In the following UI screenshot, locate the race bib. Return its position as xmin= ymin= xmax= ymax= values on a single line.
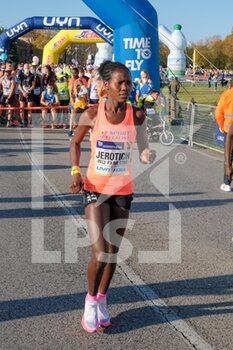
xmin=59 ymin=91 xmax=67 ymax=98
xmin=146 ymin=108 xmax=155 ymax=115
xmin=33 ymin=87 xmax=41 ymax=95
xmin=95 ymin=140 xmax=132 ymax=176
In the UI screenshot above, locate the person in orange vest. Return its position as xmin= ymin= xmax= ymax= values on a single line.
xmin=215 ymin=78 xmax=233 ymax=191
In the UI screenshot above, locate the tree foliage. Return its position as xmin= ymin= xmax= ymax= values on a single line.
xmin=186 ymin=34 xmax=233 ymax=70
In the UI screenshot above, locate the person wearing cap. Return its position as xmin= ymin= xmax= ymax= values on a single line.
xmin=215 ymin=78 xmax=233 ymax=191
xmin=0 ymin=65 xmax=15 ymax=127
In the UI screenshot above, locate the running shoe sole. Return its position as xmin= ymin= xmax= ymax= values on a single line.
xmin=81 ymin=316 xmax=98 ymax=333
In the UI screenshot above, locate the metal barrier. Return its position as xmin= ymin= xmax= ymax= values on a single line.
xmin=166 ymin=97 xmax=224 ymax=154
xmin=0 ymin=104 xmax=98 ymax=128
xmin=0 ymin=105 xmax=70 ymax=128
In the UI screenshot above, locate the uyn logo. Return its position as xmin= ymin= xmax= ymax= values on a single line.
xmin=6 ymin=22 xmax=28 ymax=38
xmin=43 ymin=17 xmax=81 ymax=28
xmin=95 ymin=24 xmax=114 ymax=43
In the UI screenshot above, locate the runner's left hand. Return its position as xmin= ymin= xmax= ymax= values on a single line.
xmin=140 ymin=148 xmax=156 ymax=164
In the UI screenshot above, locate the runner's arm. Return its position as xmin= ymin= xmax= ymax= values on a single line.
xmin=133 ymin=106 xmax=156 ymax=164
xmin=6 ymin=78 xmax=15 ymax=100
xmin=69 ymin=107 xmax=97 ymax=193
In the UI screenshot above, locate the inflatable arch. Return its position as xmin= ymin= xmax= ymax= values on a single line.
xmin=42 ymin=30 xmax=105 ymax=65
xmin=82 ymin=0 xmax=160 ymax=90
xmin=0 ymin=16 xmax=113 ymax=56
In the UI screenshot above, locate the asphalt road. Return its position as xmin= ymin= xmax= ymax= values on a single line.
xmin=0 ymin=127 xmax=232 ymax=350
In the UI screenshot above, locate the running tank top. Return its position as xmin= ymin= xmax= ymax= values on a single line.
xmin=84 ymin=102 xmax=137 ymax=195
xmin=44 ymin=90 xmax=56 ymax=104
xmin=89 ymin=80 xmax=99 ymax=101
xmin=2 ymin=76 xmax=12 ymax=96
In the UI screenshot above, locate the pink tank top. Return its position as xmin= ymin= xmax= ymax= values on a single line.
xmin=84 ymin=102 xmax=137 ymax=195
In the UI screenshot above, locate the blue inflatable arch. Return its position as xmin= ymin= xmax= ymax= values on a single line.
xmin=0 ymin=16 xmax=113 ymax=55
xmin=82 ymin=0 xmax=160 ymax=89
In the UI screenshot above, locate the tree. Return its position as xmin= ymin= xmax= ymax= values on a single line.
xmin=159 ymin=43 xmax=169 ymax=67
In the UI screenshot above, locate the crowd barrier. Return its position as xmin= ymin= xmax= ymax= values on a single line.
xmin=167 ymin=99 xmax=224 ymax=153
xmin=0 ymin=104 xmax=98 ymax=128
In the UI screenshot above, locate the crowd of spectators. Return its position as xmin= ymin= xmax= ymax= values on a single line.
xmin=0 ymin=60 xmax=109 ymax=135
xmin=0 ymin=60 xmax=167 ymax=137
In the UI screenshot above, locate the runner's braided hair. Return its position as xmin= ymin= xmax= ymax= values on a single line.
xmin=98 ymin=60 xmax=131 ymax=82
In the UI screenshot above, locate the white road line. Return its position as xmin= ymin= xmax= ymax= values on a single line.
xmin=190 ymin=146 xmax=223 ymax=162
xmin=19 ymin=130 xmax=214 ymax=350
xmin=118 ymin=262 xmax=213 ymax=350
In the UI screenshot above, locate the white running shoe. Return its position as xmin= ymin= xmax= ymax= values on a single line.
xmin=220 ymin=184 xmax=232 ymax=192
xmin=97 ymin=294 xmax=111 ymax=327
xmin=81 ymin=297 xmax=98 ymax=333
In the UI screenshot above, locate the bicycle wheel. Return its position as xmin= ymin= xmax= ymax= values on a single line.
xmin=159 ymin=131 xmax=174 ymax=146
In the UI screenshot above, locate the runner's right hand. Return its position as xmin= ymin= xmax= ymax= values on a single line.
xmin=70 ymin=173 xmax=84 ymax=193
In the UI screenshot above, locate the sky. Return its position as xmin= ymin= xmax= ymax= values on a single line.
xmin=0 ymin=0 xmax=232 ymax=43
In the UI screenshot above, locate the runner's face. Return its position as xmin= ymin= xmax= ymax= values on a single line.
xmin=106 ymin=69 xmax=132 ymax=103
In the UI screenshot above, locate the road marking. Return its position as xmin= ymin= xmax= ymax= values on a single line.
xmin=118 ymin=262 xmax=213 ymax=350
xmin=19 ymin=130 xmax=214 ymax=350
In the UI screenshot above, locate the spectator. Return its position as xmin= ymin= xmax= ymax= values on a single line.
xmin=168 ymin=77 xmax=180 ymax=119
xmin=212 ymin=72 xmax=218 ymax=92
xmin=18 ymin=63 xmax=35 ymax=127
xmin=30 ymin=64 xmax=42 ymax=106
xmin=56 ymin=72 xmax=70 ymax=128
xmin=42 ymin=65 xmax=55 ymax=90
xmin=73 ymin=78 xmax=88 ymax=111
xmin=40 ymin=82 xmax=59 ymax=129
xmin=87 ymin=69 xmax=101 ymax=105
xmin=136 ymin=70 xmax=153 ymax=105
xmin=0 ymin=66 xmax=15 ymax=127
xmin=207 ymin=70 xmax=212 ymax=88
xmin=68 ymin=67 xmax=80 ymax=137
xmin=77 ymin=66 xmax=89 ymax=86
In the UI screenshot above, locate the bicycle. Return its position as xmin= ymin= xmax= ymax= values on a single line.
xmin=146 ymin=108 xmax=174 ymax=146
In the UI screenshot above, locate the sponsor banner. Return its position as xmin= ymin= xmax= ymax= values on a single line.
xmin=43 ymin=17 xmax=81 ymax=28
xmin=74 ymin=31 xmax=100 ymax=40
xmin=216 ymin=124 xmax=225 ymax=147
xmin=53 ymin=36 xmax=66 ymax=49
xmin=94 ymin=24 xmax=114 ymax=44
